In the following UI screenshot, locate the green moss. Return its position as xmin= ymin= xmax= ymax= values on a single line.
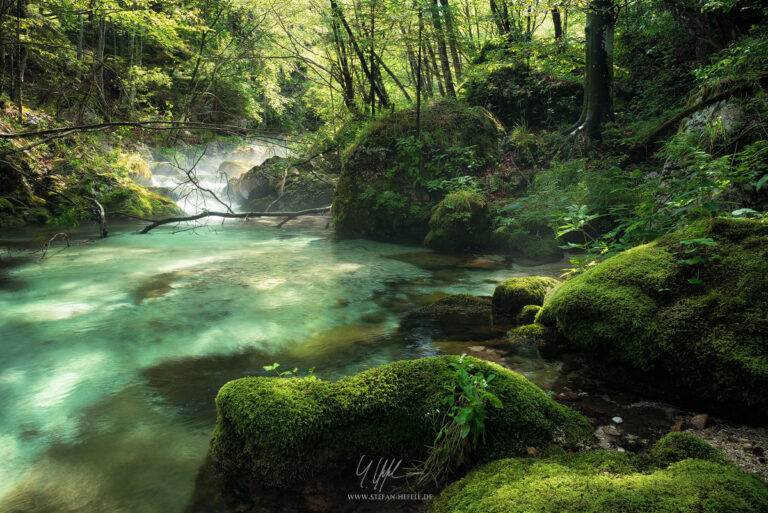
xmin=508 ymin=323 xmax=548 ymax=340
xmin=333 ymin=100 xmax=501 ymax=241
xmin=459 ymin=62 xmax=583 ymax=129
xmin=210 ymin=355 xmax=592 ymax=488
xmin=648 ymin=432 xmax=727 ymax=467
xmin=516 ymin=305 xmax=541 ymax=325
xmin=100 ymin=176 xmax=182 ymax=218
xmin=493 ymin=276 xmax=560 ymax=317
xmin=424 ymin=190 xmax=492 ymax=251
xmin=539 ymin=218 xmax=768 ymax=414
xmin=430 ymin=434 xmax=768 ymax=513
xmin=0 ymin=198 xmax=13 ymax=212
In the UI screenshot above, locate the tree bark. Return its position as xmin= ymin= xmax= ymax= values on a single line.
xmin=569 ymin=0 xmax=614 ymax=139
xmin=552 ymin=6 xmax=563 ymax=40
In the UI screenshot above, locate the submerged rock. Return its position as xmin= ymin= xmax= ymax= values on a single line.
xmin=490 ymin=227 xmax=564 ymax=263
xmin=209 ymin=356 xmax=592 ymax=491
xmin=400 ymin=294 xmax=498 ymax=338
xmin=431 ymin=433 xmax=768 ymax=513
xmin=333 ymin=100 xmax=501 ymax=241
xmin=539 ymin=218 xmax=768 ymax=418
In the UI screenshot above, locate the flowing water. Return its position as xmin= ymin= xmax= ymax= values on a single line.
xmin=0 ymin=217 xmax=568 ymax=513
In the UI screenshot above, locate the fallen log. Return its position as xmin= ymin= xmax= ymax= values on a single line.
xmin=138 ymin=206 xmax=332 ymax=234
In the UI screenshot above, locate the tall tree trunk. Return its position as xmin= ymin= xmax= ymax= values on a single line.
xmin=426 ymin=39 xmax=444 ymax=96
xmin=552 ymin=6 xmax=563 ymax=40
xmin=570 ymin=0 xmax=614 ymax=139
xmin=330 ymin=2 xmax=356 ymax=112
xmin=15 ymin=0 xmax=27 ymax=123
xmin=441 ymin=0 xmax=462 ymax=82
xmin=430 ymin=0 xmax=455 ymax=98
xmin=77 ymin=13 xmax=84 ymax=60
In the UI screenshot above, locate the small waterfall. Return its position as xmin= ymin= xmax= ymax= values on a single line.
xmin=148 ymin=142 xmax=290 ymax=214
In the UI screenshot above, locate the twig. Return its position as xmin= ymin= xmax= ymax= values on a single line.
xmin=40 ymin=233 xmax=70 ymax=260
xmin=139 ymin=206 xmax=331 ymax=234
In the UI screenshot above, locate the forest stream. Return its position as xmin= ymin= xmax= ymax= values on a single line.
xmin=0 ymin=212 xmax=575 ymax=512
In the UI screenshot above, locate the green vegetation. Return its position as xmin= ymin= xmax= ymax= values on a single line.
xmin=332 ymin=100 xmax=500 ymax=241
xmin=540 ymin=218 xmax=768 ymax=415
xmin=430 ymin=433 xmax=768 ymax=513
xmin=210 ymin=355 xmax=592 ymax=488
xmin=492 ymin=276 xmax=559 ymax=317
xmin=425 ymin=190 xmax=492 ymax=251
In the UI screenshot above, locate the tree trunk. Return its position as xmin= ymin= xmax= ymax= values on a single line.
xmin=441 ymin=0 xmax=462 ymax=82
xmin=430 ymin=0 xmax=455 ymax=98
xmin=426 ymin=40 xmax=444 ymax=96
xmin=570 ymin=0 xmax=614 ymax=139
xmin=552 ymin=7 xmax=563 ymax=40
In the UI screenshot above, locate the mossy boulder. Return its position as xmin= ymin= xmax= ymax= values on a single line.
xmin=99 ymin=176 xmax=183 ymax=218
xmin=516 ymin=304 xmax=541 ymax=325
xmin=116 ymin=152 xmax=153 ymax=185
xmin=539 ymin=218 xmax=768 ymax=416
xmin=210 ymin=356 xmax=592 ymax=489
xmin=400 ymin=294 xmax=500 ymax=338
xmin=459 ymin=62 xmax=583 ymax=129
xmin=430 ymin=433 xmax=768 ymax=513
xmin=493 ymin=276 xmax=560 ymax=317
xmin=490 ymin=227 xmax=564 ymax=263
xmin=234 ymin=156 xmax=334 ymax=211
xmin=424 ymin=190 xmax=492 ymax=251
xmin=333 ymin=100 xmax=501 ymax=241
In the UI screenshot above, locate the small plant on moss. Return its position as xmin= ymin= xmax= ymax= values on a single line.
xmin=263 ymin=362 xmax=317 ymax=380
xmin=677 ymin=237 xmax=721 ymax=284
xmin=415 ymin=354 xmax=502 ymax=487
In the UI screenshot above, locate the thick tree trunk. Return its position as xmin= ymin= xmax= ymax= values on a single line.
xmin=570 ymin=0 xmax=614 ymax=139
xmin=552 ymin=7 xmax=563 ymax=40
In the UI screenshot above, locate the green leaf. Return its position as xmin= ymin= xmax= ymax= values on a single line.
xmin=688 ymin=278 xmax=704 ymax=285
xmin=460 ymin=423 xmax=471 ymax=439
xmin=756 ymin=174 xmax=768 ymax=191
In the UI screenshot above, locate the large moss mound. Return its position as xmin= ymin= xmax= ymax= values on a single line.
xmin=430 ymin=433 xmax=768 ymax=513
xmin=210 ymin=355 xmax=592 ymax=488
xmin=333 ymin=100 xmax=501 ymax=241
xmin=539 ymin=218 xmax=768 ymax=415
xmin=459 ymin=62 xmax=582 ymax=129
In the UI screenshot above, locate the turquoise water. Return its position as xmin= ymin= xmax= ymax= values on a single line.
xmin=0 ymin=220 xmax=564 ymax=512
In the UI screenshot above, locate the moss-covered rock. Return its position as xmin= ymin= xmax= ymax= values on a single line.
xmin=424 ymin=190 xmax=492 ymax=251
xmin=493 ymin=276 xmax=560 ymax=317
xmin=217 ymin=160 xmax=252 ymax=179
xmin=400 ymin=294 xmax=498 ymax=338
xmin=116 ymin=152 xmax=152 ymax=186
xmin=210 ymin=355 xmax=592 ymax=489
xmin=516 ymin=304 xmax=541 ymax=325
xmin=430 ymin=433 xmax=768 ymax=513
xmin=490 ymin=227 xmax=564 ymax=263
xmin=459 ymin=62 xmax=583 ymax=129
xmin=99 ymin=176 xmax=183 ymax=218
xmin=333 ymin=100 xmax=501 ymax=241
xmin=234 ymin=156 xmax=334 ymax=211
xmin=539 ymin=218 xmax=768 ymax=416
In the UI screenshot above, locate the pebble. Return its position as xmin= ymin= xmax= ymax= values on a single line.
xmin=691 ymin=413 xmax=709 ymax=430
xmin=612 ymin=416 xmax=623 ymax=424
xmin=468 ymin=345 xmax=485 ymax=352
xmin=603 ymin=426 xmax=621 ymax=436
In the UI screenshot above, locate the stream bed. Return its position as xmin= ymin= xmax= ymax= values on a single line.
xmin=0 ymin=219 xmax=568 ymax=512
